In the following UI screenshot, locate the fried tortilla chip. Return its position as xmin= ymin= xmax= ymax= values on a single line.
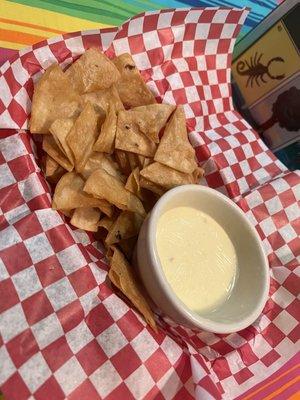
xmin=154 ymin=106 xmax=198 ymax=174
xmin=118 ymin=237 xmax=137 ymax=260
xmin=60 ymin=209 xmax=73 ymax=218
xmin=113 ymin=53 xmax=156 ymax=108
xmin=30 ymin=64 xmax=81 ymax=134
xmin=139 ymin=176 xmax=166 ymax=196
xmin=93 ymin=104 xmax=117 ymax=153
xmin=108 ymin=247 xmax=157 ymax=331
xmin=81 ymin=85 xmax=124 ymax=113
xmin=125 ymin=167 xmax=145 ymax=200
xmin=105 ymin=211 xmax=143 ymax=246
xmin=81 ymin=151 xmax=124 ymax=182
xmin=66 ymin=102 xmax=100 ymax=172
xmin=140 ymin=162 xmax=195 ymax=189
xmin=83 ymin=168 xmax=145 ymax=216
xmin=66 ymin=48 xmax=120 ymax=93
xmin=44 ymin=155 xmax=66 ymax=184
xmin=43 ymin=135 xmax=73 ymax=171
xmin=70 ymin=207 xmax=101 ymax=232
xmin=50 ymin=118 xmax=74 ymax=164
xmin=114 ymin=150 xmax=132 ymax=176
xmin=116 ymin=110 xmax=157 ymax=157
xmin=52 ymin=171 xmax=112 ymax=211
xmin=130 ymin=104 xmax=175 ymax=143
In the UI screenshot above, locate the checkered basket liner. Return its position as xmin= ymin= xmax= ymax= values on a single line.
xmin=0 ymin=7 xmax=299 ymax=400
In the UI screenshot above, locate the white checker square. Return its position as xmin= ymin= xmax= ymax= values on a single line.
xmin=221 ymin=23 xmax=236 ymax=39
xmin=12 ymin=265 xmax=42 ymax=301
xmin=279 ymin=224 xmax=297 ymax=242
xmin=285 ymin=203 xmax=300 ymax=221
xmin=273 ymin=310 xmax=298 ymax=335
xmin=79 ymin=287 xmax=101 ymax=316
xmin=0 ymin=258 xmax=9 ymax=280
xmin=203 ymin=85 xmax=213 ymax=100
xmin=205 ymin=39 xmax=219 ymax=55
xmin=275 ymin=337 xmax=295 ymax=357
xmin=207 ymin=70 xmax=218 ymax=85
xmin=65 ymin=37 xmax=85 ymax=57
xmin=271 ymin=178 xmax=290 ymax=194
xmin=206 ymin=129 xmax=221 ymax=141
xmin=66 ymin=321 xmax=93 ymax=354
xmin=19 ymin=353 xmax=51 ymax=392
xmin=253 ymin=168 xmax=269 ymax=182
xmin=0 ymin=164 xmax=16 ymax=189
xmin=113 ymin=38 xmax=131 ymax=57
xmin=237 ymin=177 xmax=249 ymax=194
xmin=32 ymin=313 xmax=64 ymax=349
xmin=103 ymin=293 xmax=129 ymax=321
xmin=55 ymin=356 xmax=86 ymax=395
xmin=182 ymin=40 xmax=194 ymax=57
xmin=57 ymin=245 xmax=86 ymax=275
xmin=190 ymin=355 xmax=207 ymax=382
xmin=1 ymin=133 xmax=27 ymax=161
xmin=219 ymin=83 xmax=229 ymax=98
xmin=128 ymin=17 xmax=144 ymax=36
xmin=126 ymin=365 xmax=155 ymax=399
xmin=256 ymin=152 xmax=272 ymax=167
xmin=161 ymin=336 xmax=182 ymax=365
xmin=252 ymin=335 xmax=273 ymax=357
xmin=162 ymin=44 xmax=173 ymax=59
xmin=213 ymin=9 xmax=230 ymax=23
xmin=271 ymin=266 xmax=291 ymax=285
xmin=90 ymin=360 xmax=122 ymax=398
xmin=0 ymin=347 xmax=16 ymax=385
xmin=185 ymin=86 xmax=199 ymax=103
xmin=167 ymin=73 xmax=184 ymax=90
xmin=259 ymin=217 xmax=276 ymax=236
xmin=0 ymin=76 xmax=13 ymax=107
xmin=0 ymin=303 xmax=28 ymax=342
xmin=24 ymin=233 xmax=54 ymax=264
xmin=172 ymin=25 xmax=185 ymax=43
xmin=222 ymin=167 xmax=236 ymax=184
xmin=157 ymin=369 xmax=181 ymax=400
xmin=131 ymin=329 xmax=159 ymax=362
xmin=195 ymin=23 xmax=210 ymax=39
xmin=275 ymin=244 xmax=295 ymax=264
xmin=265 ymin=196 xmax=282 ymax=215
xmin=224 ymin=333 xmax=247 ymax=348
xmin=14 ymin=87 xmax=31 ymax=114
xmin=143 ymin=31 xmax=160 ymax=50
xmin=36 ymin=209 xmax=64 ymax=231
xmin=97 ymin=324 xmax=127 ymax=358
xmin=272 ymin=286 xmax=295 ymax=308
xmin=33 ymin=47 xmax=56 ymax=69
xmin=4 ymin=203 xmax=30 ymax=225
xmin=196 ymin=55 xmax=207 ymax=71
xmin=224 ymin=149 xmax=238 ymax=164
xmin=254 ymin=314 xmax=271 ymax=331
xmin=89 ymin=262 xmax=106 ymax=285
xmin=45 ymin=277 xmax=77 ymax=311
xmin=18 ymin=174 xmax=45 ymax=202
xmin=240 ymin=160 xmax=251 ymax=176
xmin=215 ymin=53 xmax=227 ymax=69
xmin=158 ymin=12 xmax=173 ymax=29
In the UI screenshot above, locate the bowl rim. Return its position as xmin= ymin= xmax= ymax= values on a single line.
xmin=147 ymin=184 xmax=270 ymax=334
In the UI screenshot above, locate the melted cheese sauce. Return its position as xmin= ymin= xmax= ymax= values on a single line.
xmin=156 ymin=206 xmax=237 ymax=314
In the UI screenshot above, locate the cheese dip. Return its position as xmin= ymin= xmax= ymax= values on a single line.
xmin=156 ymin=206 xmax=237 ymax=314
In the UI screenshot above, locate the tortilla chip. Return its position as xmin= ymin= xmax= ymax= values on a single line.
xmin=66 ymin=48 xmax=120 ymax=93
xmin=154 ymin=106 xmax=198 ymax=174
xmin=81 ymin=85 xmax=124 ymax=113
xmin=83 ymin=168 xmax=145 ymax=216
xmin=105 ymin=211 xmax=143 ymax=246
xmin=108 ymin=247 xmax=157 ymax=331
xmin=66 ymin=102 xmax=100 ymax=172
xmin=93 ymin=104 xmax=117 ymax=154
xmin=139 ymin=176 xmax=166 ymax=196
xmin=114 ymin=150 xmax=131 ymax=176
xmin=116 ymin=110 xmax=157 ymax=157
xmin=30 ymin=64 xmax=81 ymax=134
xmin=125 ymin=167 xmax=145 ymax=200
xmin=43 ymin=135 xmax=73 ymax=171
xmin=193 ymin=166 xmax=205 ymax=183
xmin=81 ymin=151 xmax=124 ymax=182
xmin=98 ymin=216 xmax=114 ymax=231
xmin=113 ymin=53 xmax=156 ymax=108
xmin=140 ymin=162 xmax=195 ymax=189
xmin=118 ymin=237 xmax=137 ymax=260
xmin=70 ymin=207 xmax=101 ymax=232
xmin=44 ymin=155 xmax=66 ymax=183
xmin=50 ymin=118 xmax=74 ymax=164
xmin=130 ymin=104 xmax=175 ymax=143
xmin=60 ymin=209 xmax=73 ymax=218
xmin=53 ymin=171 xmax=112 ymax=211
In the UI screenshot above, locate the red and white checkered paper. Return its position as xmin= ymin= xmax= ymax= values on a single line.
xmin=0 ymin=7 xmax=299 ymax=400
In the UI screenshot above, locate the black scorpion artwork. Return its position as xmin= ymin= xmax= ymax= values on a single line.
xmin=236 ymin=52 xmax=285 ymax=87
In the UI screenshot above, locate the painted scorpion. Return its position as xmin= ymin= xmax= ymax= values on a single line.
xmin=236 ymin=52 xmax=285 ymax=87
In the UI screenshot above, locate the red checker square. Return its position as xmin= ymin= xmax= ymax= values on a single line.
xmin=252 ymin=203 xmax=270 ymax=221
xmin=147 ymin=48 xmax=164 ymax=67
xmin=45 ymin=225 xmax=74 ymax=253
xmin=172 ymin=89 xmax=187 ymax=105
xmin=35 ymin=254 xmax=65 ymax=287
xmin=261 ymin=349 xmax=281 ymax=367
xmin=98 ymin=281 xmax=113 ymax=301
xmin=171 ymin=42 xmax=183 ymax=59
xmin=27 ymin=193 xmax=50 ymax=212
xmin=3 ymin=68 xmax=21 ymax=96
xmin=199 ymin=375 xmax=223 ymax=399
xmin=268 ymin=252 xmax=281 ymax=268
xmin=174 ymin=387 xmax=194 ymax=400
xmin=22 ymin=290 xmax=54 ymax=325
xmin=9 ymin=156 xmax=35 ymax=181
xmin=34 ymin=376 xmax=65 ymax=400
xmin=213 ymin=358 xmax=232 ymax=380
xmin=143 ymin=14 xmax=159 ymax=32
xmin=86 ymin=302 xmax=114 ymax=337
xmin=269 ymin=277 xmax=280 ymax=297
xmin=279 ymin=189 xmax=297 ymax=208
xmin=0 ymin=99 xmax=6 ymax=121
xmin=199 ymin=9 xmax=217 ymax=23
xmin=14 ymin=214 xmax=43 ymax=240
xmin=180 ymin=72 xmax=194 ymax=87
xmin=231 ymin=164 xmax=244 ymax=180
xmin=144 ymin=386 xmax=164 ymax=400
xmin=171 ymin=10 xmax=188 ymax=26
xmin=57 ymin=299 xmax=84 ymax=333
xmin=158 ymin=27 xmax=174 ymax=47
xmin=175 ymin=354 xmax=192 ymax=383
xmin=233 ymin=146 xmax=246 ymax=161
xmin=263 ymin=323 xmax=285 ymax=347
xmin=32 ymin=38 xmax=48 ymax=50
xmin=77 ymin=339 xmax=107 ymax=375
xmin=234 ymin=368 xmax=253 ymax=385
xmin=106 ymin=382 xmax=135 ymax=400
xmin=111 ymin=344 xmax=141 ymax=380
xmin=206 ymin=100 xmax=216 ymax=115
xmin=6 ymin=328 xmax=39 ymax=368
xmin=288 ymin=324 xmax=300 ymax=343
xmin=259 ymin=184 xmax=277 ymax=201
xmin=209 ymin=23 xmax=224 ymax=39
xmin=117 ymin=310 xmax=144 ymax=341
xmin=68 ymin=266 xmax=98 ymax=297
xmin=283 ymin=274 xmax=299 ymax=297
xmin=216 ymin=69 xmax=227 ymax=84
xmin=20 ymin=53 xmax=39 ymax=75
xmin=210 ymin=84 xmax=221 ymax=98
xmin=194 ymin=39 xmax=206 ymax=56
xmin=145 ymin=348 xmax=172 ymax=382
xmin=217 ymin=38 xmax=231 ymax=54
xmin=265 ymin=162 xmax=282 ymax=177
xmin=268 ymin=231 xmax=285 ymax=250
xmin=206 ymin=56 xmax=217 ymax=70
xmin=42 ymin=336 xmax=73 ymax=372
xmin=129 ymin=35 xmax=146 ymax=54
xmin=0 ymin=278 xmax=19 ymax=313
xmin=68 ymin=379 xmax=102 ymax=400
xmin=7 ymin=99 xmax=27 ymax=128
xmin=248 ymin=157 xmax=261 ymax=171
xmin=1 ymin=372 xmax=30 ymax=400
xmin=273 ymin=210 xmax=289 ymax=230
xmin=238 ymin=343 xmax=258 ymax=366
xmin=264 ymin=298 xmax=282 ymax=320
xmin=83 ymin=35 xmax=102 ymax=52
xmin=211 ymin=340 xmax=234 ymax=356
xmin=226 ymin=181 xmax=239 ymax=199
xmin=289 ymin=238 xmax=300 ymax=258
xmin=1 ymin=242 xmax=32 ymax=275
xmin=0 ymin=185 xmax=24 ymax=213
xmin=226 ymin=9 xmax=243 ymax=23
xmin=205 ymin=171 xmax=225 ymax=189
xmin=245 ymin=173 xmax=259 ymax=189
xmin=49 ymin=41 xmax=70 ymax=62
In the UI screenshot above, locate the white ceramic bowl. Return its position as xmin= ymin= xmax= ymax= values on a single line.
xmin=136 ymin=185 xmax=269 ymax=334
